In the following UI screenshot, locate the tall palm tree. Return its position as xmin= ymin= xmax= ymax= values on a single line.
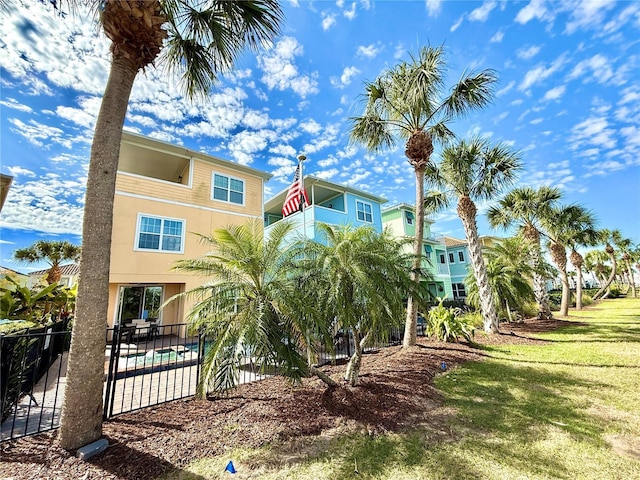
xmin=592 ymin=229 xmax=620 ymax=300
xmin=57 ymin=0 xmax=283 ymax=450
xmin=465 ymin=239 xmax=534 ymax=322
xmin=349 ymin=46 xmax=498 ymax=347
xmin=13 ymin=240 xmax=81 ymax=284
xmin=303 ymin=224 xmax=425 ymax=386
xmin=426 ymin=136 xmax=521 ymax=332
xmin=585 ymin=249 xmax=609 ymax=288
xmin=487 ymin=186 xmax=561 ymax=319
xmin=567 ymin=224 xmax=600 ymax=310
xmin=542 ymin=204 xmax=596 ymax=316
xmin=169 ymin=220 xmax=317 ymax=397
xmin=614 ymin=235 xmax=637 ymax=298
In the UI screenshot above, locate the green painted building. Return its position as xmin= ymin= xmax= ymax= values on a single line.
xmin=382 ymin=203 xmax=453 ymax=301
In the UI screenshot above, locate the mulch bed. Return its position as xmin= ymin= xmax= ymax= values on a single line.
xmin=0 ymin=318 xmax=560 ymax=480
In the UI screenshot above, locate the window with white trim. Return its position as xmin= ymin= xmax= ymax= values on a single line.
xmin=449 ymin=252 xmax=455 ymax=263
xmin=136 ymin=215 xmax=185 ymax=253
xmin=212 ymin=173 xmax=244 ymax=205
xmin=356 ymin=200 xmax=373 ymax=223
xmin=458 ymin=251 xmax=465 ymax=262
xmin=452 ymin=283 xmax=466 ymax=299
xmin=439 ymin=253 xmax=446 ymax=264
xmin=405 ymin=211 xmax=414 ymax=225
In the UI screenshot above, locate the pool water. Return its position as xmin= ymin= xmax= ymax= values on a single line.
xmin=121 ymin=345 xmax=198 ymax=369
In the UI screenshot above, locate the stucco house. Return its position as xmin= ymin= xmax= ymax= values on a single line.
xmin=107 ymin=131 xmax=272 ymax=328
xmin=439 ymin=235 xmax=504 ymax=300
xmin=382 ymin=204 xmax=453 ymax=300
xmin=28 ymin=263 xmax=79 ymax=289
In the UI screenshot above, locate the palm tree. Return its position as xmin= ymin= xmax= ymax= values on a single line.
xmin=303 ymin=224 xmax=424 ymax=386
xmin=614 ymin=235 xmax=637 ymax=298
xmin=585 ymin=249 xmax=609 ymax=288
xmin=592 ymin=229 xmax=620 ymax=300
xmin=465 ymin=238 xmax=534 ymax=322
xmin=487 ymin=186 xmax=561 ymax=319
xmin=13 ymin=240 xmax=81 ymax=284
xmin=57 ymin=0 xmax=283 ymax=450
xmin=567 ymin=224 xmax=600 ymax=310
xmin=349 ymin=45 xmax=497 ymax=347
xmin=426 ymin=136 xmax=521 ymax=332
xmin=542 ymin=205 xmax=596 ymax=316
xmin=168 ymin=220 xmax=319 ymax=397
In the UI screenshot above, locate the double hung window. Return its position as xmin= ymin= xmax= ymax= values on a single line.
xmin=356 ymin=200 xmax=373 ymax=223
xmin=136 ymin=215 xmax=185 ymax=253
xmin=212 ymin=173 xmax=244 ymax=205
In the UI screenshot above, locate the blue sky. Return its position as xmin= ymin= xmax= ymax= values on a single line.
xmin=1 ymin=0 xmax=639 ymax=274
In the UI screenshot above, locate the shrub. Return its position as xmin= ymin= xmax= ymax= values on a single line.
xmin=581 ymin=294 xmax=594 ymax=306
xmin=427 ymin=298 xmax=475 ymax=343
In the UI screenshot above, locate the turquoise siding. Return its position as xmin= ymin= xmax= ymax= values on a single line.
xmin=447 ymin=245 xmax=470 ymax=284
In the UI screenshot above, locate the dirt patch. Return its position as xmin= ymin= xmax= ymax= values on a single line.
xmin=605 ymin=434 xmax=640 ymax=461
xmin=0 ymin=325 xmax=558 ymax=480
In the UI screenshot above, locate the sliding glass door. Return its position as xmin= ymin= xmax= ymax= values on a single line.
xmin=117 ymin=285 xmax=163 ymax=324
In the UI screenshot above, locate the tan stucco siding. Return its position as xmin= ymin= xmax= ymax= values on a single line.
xmin=116 ymin=159 xmax=264 ymax=215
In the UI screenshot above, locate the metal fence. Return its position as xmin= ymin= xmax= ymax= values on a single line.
xmin=1 ymin=320 xmax=70 ymax=442
xmin=1 ymin=321 xmax=422 ymax=443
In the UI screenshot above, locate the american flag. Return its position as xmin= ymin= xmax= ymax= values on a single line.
xmin=282 ymin=163 xmax=309 ymax=217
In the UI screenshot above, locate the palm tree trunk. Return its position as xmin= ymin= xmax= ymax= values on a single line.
xmin=575 ymin=267 xmax=584 ymax=310
xmin=593 ymin=247 xmax=616 ymax=300
xmin=310 ymin=365 xmax=338 ymax=387
xmin=403 ymin=166 xmax=426 ymax=347
xmin=559 ymin=269 xmax=570 ymax=316
xmin=457 ymin=197 xmax=499 ymax=333
xmin=58 ymin=55 xmax=138 ymax=450
xmin=528 ymin=238 xmax=552 ymax=317
xmin=345 ymin=330 xmax=368 ymax=386
xmin=625 ymin=260 xmax=636 ymax=298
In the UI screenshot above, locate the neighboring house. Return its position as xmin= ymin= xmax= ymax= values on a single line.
xmin=28 ymin=263 xmax=79 ymax=288
xmin=108 ymin=131 xmax=272 ymax=328
xmin=0 ymin=266 xmax=29 ymax=288
xmin=263 ymin=176 xmax=387 ymax=241
xmin=382 ymin=204 xmax=454 ymax=301
xmin=0 ymin=174 xmax=12 ymax=212
xmin=439 ymin=235 xmax=504 ymax=301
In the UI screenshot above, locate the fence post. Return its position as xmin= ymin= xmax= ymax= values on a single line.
xmin=103 ymin=324 xmax=121 ymax=420
xmin=195 ymin=327 xmax=205 ymax=396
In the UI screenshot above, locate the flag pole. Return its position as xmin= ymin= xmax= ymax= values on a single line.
xmin=298 ymin=154 xmax=307 ymax=240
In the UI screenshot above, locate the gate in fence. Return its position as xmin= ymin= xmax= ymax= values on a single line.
xmin=2 ymin=320 xmax=412 ymax=443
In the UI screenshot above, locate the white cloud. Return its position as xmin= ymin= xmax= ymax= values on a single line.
xmin=517 ymin=45 xmax=542 ymax=60
xmin=566 ymin=0 xmax=617 ymax=33
xmin=258 ymin=37 xmax=319 ymax=98
xmin=469 ymin=1 xmax=497 ymax=22
xmin=543 ymin=85 xmax=566 ymax=100
xmin=567 ymin=54 xmax=614 ymax=85
xmin=356 ymin=44 xmax=380 ymax=58
xmin=490 ymin=31 xmax=504 ymax=43
xmin=519 ymin=54 xmax=567 ymax=92
xmin=322 ymin=13 xmax=336 ymax=30
xmin=425 ymin=0 xmax=442 ymax=17
xmin=343 ymin=2 xmax=357 ymax=20
xmin=496 ymin=81 xmax=515 ymax=97
xmin=0 ymin=98 xmax=33 ymax=113
xmin=515 ymin=0 xmax=550 ymax=24
xmin=340 ymin=66 xmax=360 ymax=86
xmin=7 ymin=166 xmax=36 ymax=177
xmin=450 ymin=16 xmax=464 ymax=32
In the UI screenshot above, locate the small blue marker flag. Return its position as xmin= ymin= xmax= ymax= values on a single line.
xmin=225 ymin=460 xmax=236 ymax=474
xmin=441 ymin=362 xmax=447 ymax=371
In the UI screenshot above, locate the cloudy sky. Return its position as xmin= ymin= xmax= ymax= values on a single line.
xmin=1 ymin=0 xmax=639 ymax=273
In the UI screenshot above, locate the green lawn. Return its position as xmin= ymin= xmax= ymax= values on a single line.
xmin=170 ymin=298 xmax=640 ymax=479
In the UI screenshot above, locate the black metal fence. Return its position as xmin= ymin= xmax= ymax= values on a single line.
xmin=1 ymin=320 xmax=422 ymax=443
xmin=1 ymin=320 xmax=70 ymax=442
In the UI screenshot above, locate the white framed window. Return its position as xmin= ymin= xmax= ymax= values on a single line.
xmin=356 ymin=200 xmax=373 ymax=223
xmin=452 ymin=283 xmax=466 ymax=299
xmin=449 ymin=252 xmax=455 ymax=263
xmin=135 ymin=214 xmax=185 ymax=253
xmin=212 ymin=173 xmax=244 ymax=205
xmin=405 ymin=211 xmax=414 ymax=225
xmin=458 ymin=251 xmax=465 ymax=262
xmin=439 ymin=253 xmax=446 ymax=264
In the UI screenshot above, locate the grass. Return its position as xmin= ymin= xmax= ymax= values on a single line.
xmin=167 ymin=298 xmax=640 ymax=479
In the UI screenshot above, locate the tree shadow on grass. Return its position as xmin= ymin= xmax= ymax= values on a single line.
xmin=434 ymin=361 xmax=611 ymax=477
